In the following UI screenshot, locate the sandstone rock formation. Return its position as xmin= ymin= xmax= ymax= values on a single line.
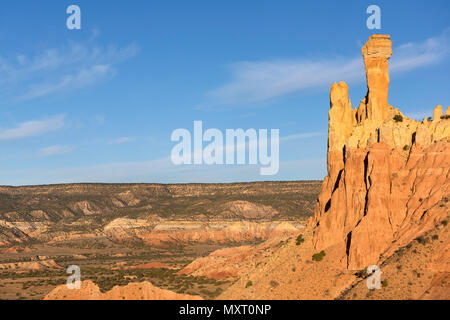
xmin=0 ymin=181 xmax=319 ymax=247
xmin=360 ymin=34 xmax=392 ymax=122
xmin=0 ymin=259 xmax=61 ymax=271
xmin=178 ymin=237 xmax=286 ymax=280
xmin=104 ymin=218 xmax=303 ymax=247
xmin=312 ymin=34 xmax=450 ymax=270
xmin=219 ymin=34 xmax=449 ymax=300
xmin=213 ymin=201 xmax=279 ymax=219
xmin=44 ymin=280 xmax=203 ymax=300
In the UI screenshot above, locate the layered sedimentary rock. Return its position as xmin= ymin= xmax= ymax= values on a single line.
xmin=312 ymin=34 xmax=450 ymax=270
xmin=178 ymin=237 xmax=286 ymax=280
xmin=219 ymin=35 xmax=448 ymax=300
xmin=103 ymin=218 xmax=302 ymax=247
xmin=0 ymin=182 xmax=320 ymax=247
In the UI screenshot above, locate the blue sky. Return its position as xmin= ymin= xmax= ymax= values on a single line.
xmin=0 ymin=0 xmax=449 ymax=185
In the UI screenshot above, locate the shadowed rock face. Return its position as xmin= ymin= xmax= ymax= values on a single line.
xmin=312 ymin=34 xmax=450 ymax=270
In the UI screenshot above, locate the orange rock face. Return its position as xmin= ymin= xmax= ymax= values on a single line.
xmin=312 ymin=34 xmax=450 ymax=270
xmin=360 ymin=34 xmax=392 ymax=122
xmin=178 ymin=238 xmax=285 ymax=280
xmin=44 ymin=280 xmax=203 ymax=300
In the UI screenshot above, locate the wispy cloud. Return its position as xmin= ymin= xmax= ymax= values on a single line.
xmin=200 ymin=58 xmax=363 ymax=108
xmin=390 ymin=29 xmax=450 ymax=72
xmin=280 ymin=132 xmax=325 ymax=142
xmin=0 ymin=115 xmax=65 ymax=141
xmin=201 ymin=29 xmax=450 ymax=109
xmin=38 ymin=145 xmax=74 ymax=157
xmin=0 ymin=40 xmax=139 ymax=102
xmin=109 ymin=137 xmax=135 ymax=145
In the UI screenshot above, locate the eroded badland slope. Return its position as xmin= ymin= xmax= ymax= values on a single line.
xmin=0 ymin=181 xmax=320 ymax=247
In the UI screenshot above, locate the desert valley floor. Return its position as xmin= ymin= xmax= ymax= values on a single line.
xmin=0 ymin=181 xmax=321 ymax=299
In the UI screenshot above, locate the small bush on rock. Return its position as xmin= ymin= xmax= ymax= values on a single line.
xmin=312 ymin=250 xmax=326 ymax=262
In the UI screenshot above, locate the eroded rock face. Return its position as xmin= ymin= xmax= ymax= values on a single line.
xmin=312 ymin=34 xmax=450 ymax=270
xmin=219 ymin=35 xmax=449 ymax=301
xmin=0 ymin=259 xmax=61 ymax=271
xmin=178 ymin=237 xmax=286 ymax=280
xmin=361 ymin=34 xmax=392 ymax=122
xmin=44 ymin=280 xmax=203 ymax=300
xmin=103 ymin=218 xmax=302 ymax=247
xmin=214 ymin=201 xmax=279 ymax=219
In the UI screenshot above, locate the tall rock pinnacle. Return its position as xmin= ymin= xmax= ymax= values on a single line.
xmin=312 ymin=34 xmax=450 ymax=271
xmin=360 ymin=34 xmax=392 ymax=122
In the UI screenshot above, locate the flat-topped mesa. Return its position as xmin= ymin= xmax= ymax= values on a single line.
xmin=359 ymin=34 xmax=393 ymax=122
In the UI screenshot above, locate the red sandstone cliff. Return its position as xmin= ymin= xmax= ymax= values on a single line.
xmin=220 ymin=35 xmax=449 ymax=300
xmin=312 ymin=34 xmax=450 ymax=270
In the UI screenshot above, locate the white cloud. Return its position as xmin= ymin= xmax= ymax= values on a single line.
xmin=38 ymin=145 xmax=74 ymax=157
xmin=0 ymin=115 xmax=65 ymax=141
xmin=201 ymin=29 xmax=450 ymax=109
xmin=109 ymin=137 xmax=135 ymax=144
xmin=0 ymin=41 xmax=139 ymax=102
xmin=18 ymin=65 xmax=113 ymax=101
xmin=280 ymin=132 xmax=325 ymax=142
xmin=200 ymin=58 xmax=363 ymax=108
xmin=390 ymin=29 xmax=450 ymax=72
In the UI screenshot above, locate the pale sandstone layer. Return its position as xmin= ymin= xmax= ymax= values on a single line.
xmin=44 ymin=280 xmax=203 ymax=300
xmin=0 ymin=259 xmax=61 ymax=271
xmin=103 ymin=218 xmax=302 ymax=247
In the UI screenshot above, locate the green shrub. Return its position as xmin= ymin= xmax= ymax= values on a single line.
xmin=296 ymin=234 xmax=305 ymax=246
xmin=381 ymin=279 xmax=388 ymax=287
xmin=245 ymin=280 xmax=253 ymax=288
xmin=312 ymin=250 xmax=326 ymax=262
xmin=403 ymin=145 xmax=409 ymax=151
xmin=393 ymin=114 xmax=403 ymax=122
